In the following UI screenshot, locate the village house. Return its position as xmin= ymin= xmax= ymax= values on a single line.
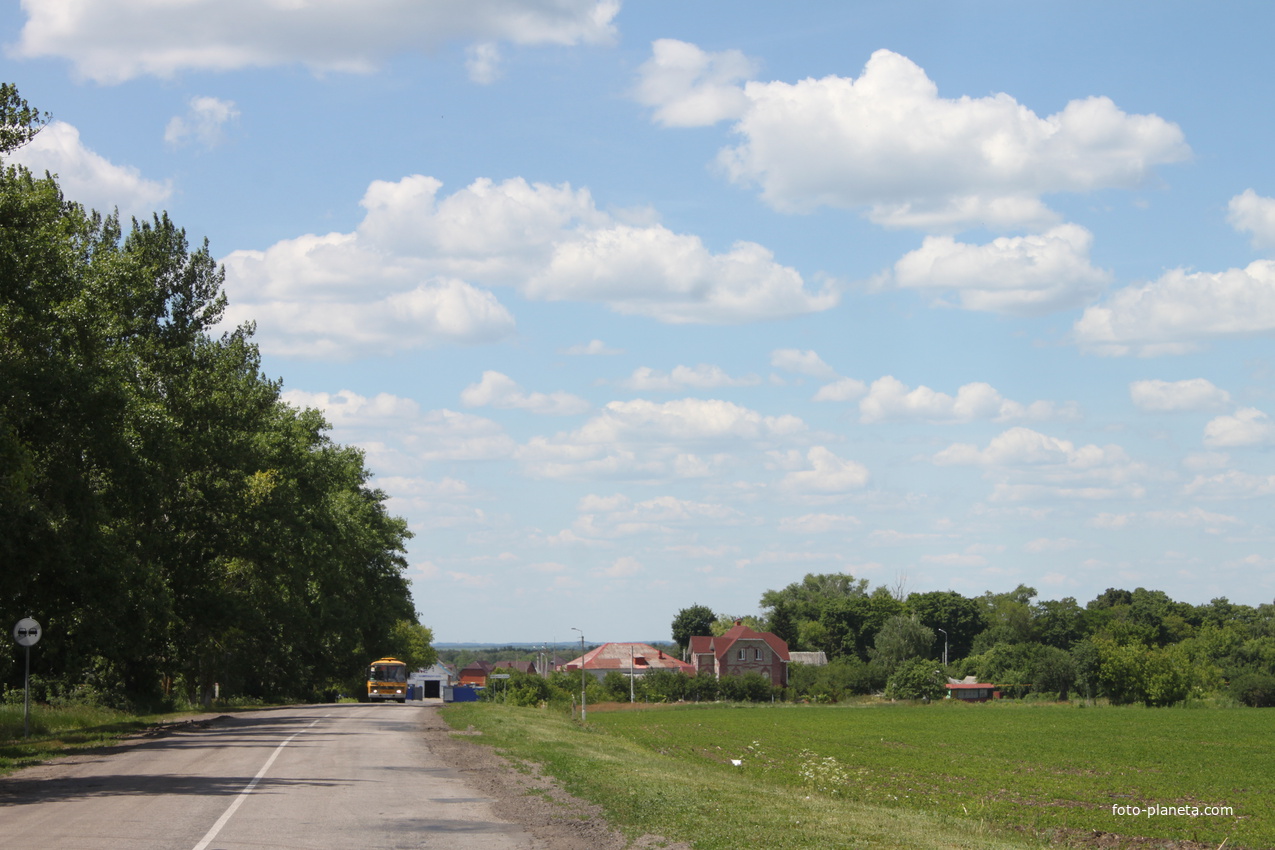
xmin=689 ymin=621 xmax=790 ymax=687
xmin=559 ymin=642 xmax=696 ymax=681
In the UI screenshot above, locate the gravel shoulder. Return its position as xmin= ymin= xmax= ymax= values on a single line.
xmin=419 ymin=705 xmax=690 ymax=850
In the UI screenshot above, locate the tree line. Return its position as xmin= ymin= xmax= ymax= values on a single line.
xmin=1 ymin=84 xmax=429 ymax=709
xmin=672 ymin=574 xmax=1275 ymax=707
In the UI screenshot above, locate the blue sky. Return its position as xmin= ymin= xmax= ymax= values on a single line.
xmin=5 ymin=1 xmax=1275 ymax=643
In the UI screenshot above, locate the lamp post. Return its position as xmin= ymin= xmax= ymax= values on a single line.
xmin=937 ymin=628 xmax=948 ymax=668
xmin=571 ymin=627 xmax=585 ymax=722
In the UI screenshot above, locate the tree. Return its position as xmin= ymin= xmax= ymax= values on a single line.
xmin=907 ymin=590 xmax=986 ymax=661
xmin=385 ymin=621 xmax=438 ymax=671
xmin=671 ymin=604 xmax=716 ymax=654
xmin=871 ymin=614 xmax=934 ymax=673
xmin=0 ymin=83 xmax=48 ymax=154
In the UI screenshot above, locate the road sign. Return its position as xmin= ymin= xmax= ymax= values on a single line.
xmin=14 ymin=618 xmax=41 ymax=647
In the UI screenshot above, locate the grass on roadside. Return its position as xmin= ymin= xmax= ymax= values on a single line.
xmin=441 ymin=702 xmax=1042 ymax=850
xmin=0 ymin=703 xmax=164 ymax=775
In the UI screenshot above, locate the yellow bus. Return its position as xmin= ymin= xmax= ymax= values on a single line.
xmin=367 ymin=657 xmax=408 ymax=702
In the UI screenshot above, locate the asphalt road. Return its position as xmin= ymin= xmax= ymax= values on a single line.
xmin=0 ymin=703 xmax=540 ymax=850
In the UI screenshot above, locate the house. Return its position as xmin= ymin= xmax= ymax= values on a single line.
xmin=945 ymin=675 xmax=999 ymax=701
xmin=559 ymin=642 xmax=696 ymax=681
xmin=689 ymin=621 xmax=790 ymax=687
xmin=789 ymin=651 xmax=829 ymax=667
xmin=457 ymin=660 xmax=495 ymax=686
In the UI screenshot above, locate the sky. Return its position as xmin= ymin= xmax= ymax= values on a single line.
xmin=4 ymin=1 xmax=1275 ymax=644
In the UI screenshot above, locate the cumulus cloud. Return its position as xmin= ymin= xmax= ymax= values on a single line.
xmin=617 ymin=364 xmax=760 ymax=391
xmin=14 ymin=0 xmax=620 ymax=83
xmin=517 ymin=397 xmax=805 ymax=480
xmin=597 ymin=556 xmax=644 ymax=578
xmin=633 ymin=38 xmax=757 ymax=127
xmin=1183 ymin=470 xmax=1275 ymax=500
xmin=1073 ymin=260 xmax=1275 ymax=356
xmin=1228 ymin=189 xmax=1275 ymax=251
xmin=891 ymin=224 xmax=1111 ymax=315
xmin=813 ymin=378 xmax=868 ymax=403
xmin=562 ymin=339 xmax=623 ymax=355
xmin=858 ymin=376 xmax=1076 ymax=424
xmin=777 ymin=513 xmax=861 ymax=534
xmin=780 ymin=446 xmax=870 ymax=493
xmin=1129 ymin=378 xmax=1231 ymax=412
xmin=281 ymin=388 xmax=420 ymax=427
xmin=1204 ymin=408 xmax=1275 ymax=447
xmin=571 ymin=494 xmax=743 ymax=539
xmin=934 ymin=427 xmax=1152 ymax=502
xmin=770 ymin=348 xmax=837 ymax=378
xmin=222 ymin=175 xmax=834 ymax=357
xmin=461 ymin=371 xmax=590 ymax=415
xmin=642 ymin=46 xmax=1188 ymax=230
xmin=465 ymin=42 xmax=503 ymax=85
xmin=164 ymin=96 xmax=239 ymax=148
xmin=8 ymin=121 xmax=170 ymax=218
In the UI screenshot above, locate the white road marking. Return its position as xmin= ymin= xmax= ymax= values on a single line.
xmin=190 ymin=716 xmax=323 ymax=850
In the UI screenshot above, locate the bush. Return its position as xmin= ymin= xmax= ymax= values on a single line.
xmin=1230 ymin=672 xmax=1275 ymax=707
xmin=884 ymin=658 xmax=946 ymax=701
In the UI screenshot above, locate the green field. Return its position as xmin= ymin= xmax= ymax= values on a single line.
xmin=442 ymin=700 xmax=1270 ymax=849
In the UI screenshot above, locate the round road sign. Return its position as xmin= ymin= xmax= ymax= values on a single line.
xmin=14 ymin=618 xmax=41 ymax=647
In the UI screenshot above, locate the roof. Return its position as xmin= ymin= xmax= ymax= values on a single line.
xmin=689 ymin=622 xmax=790 ymax=663
xmin=559 ymin=642 xmax=695 ymax=675
xmin=789 ymin=651 xmax=828 ymax=666
xmin=945 ymin=682 xmax=996 ymax=689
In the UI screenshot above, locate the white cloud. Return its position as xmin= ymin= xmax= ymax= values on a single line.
xmin=465 ymin=42 xmax=503 ymax=85
xmin=597 ymin=556 xmax=643 ymax=578
xmin=572 ymin=494 xmax=743 ymax=539
xmin=921 ymin=553 xmax=988 ymax=567
xmin=1183 ymin=470 xmax=1275 ymax=500
xmin=281 ymin=389 xmax=420 ymax=427
xmin=1228 ymin=189 xmax=1275 ymax=251
xmin=633 ymin=38 xmax=756 ymax=127
xmin=562 ymin=339 xmax=623 ymax=355
xmin=770 ymin=349 xmax=837 ymax=378
xmin=15 ymin=0 xmax=620 ymax=83
xmin=164 ymin=96 xmax=239 ymax=148
xmin=934 ymin=427 xmax=1152 ymax=502
xmin=659 ymin=46 xmax=1191 ymax=230
xmin=1204 ymin=408 xmax=1275 ymax=447
xmin=526 ymin=223 xmax=837 ymax=323
xmin=892 ymin=224 xmax=1111 ymax=315
xmin=813 ymin=378 xmax=868 ymax=403
xmin=780 ymin=446 xmax=870 ymax=493
xmin=859 ymin=376 xmax=1075 ymax=424
xmin=461 ymin=371 xmax=590 ymax=416
xmin=1024 ymin=538 xmax=1081 ymax=553
xmin=1129 ymin=378 xmax=1231 ymax=412
xmin=778 ymin=513 xmax=861 ymax=534
xmin=1074 ymin=260 xmax=1275 ymax=356
xmin=517 ymin=397 xmax=805 ymax=481
xmin=8 ymin=121 xmax=171 ymax=217
xmin=219 ymin=277 xmax=516 ymax=359
xmin=617 ymin=364 xmax=760 ymax=391
xmin=222 ymin=175 xmax=833 ymax=357
xmin=406 ymin=409 xmax=517 ymax=462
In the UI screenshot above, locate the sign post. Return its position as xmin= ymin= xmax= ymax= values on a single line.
xmin=13 ymin=618 xmax=41 ymax=738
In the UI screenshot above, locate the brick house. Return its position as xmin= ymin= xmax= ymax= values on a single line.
xmin=689 ymin=621 xmax=790 ymax=687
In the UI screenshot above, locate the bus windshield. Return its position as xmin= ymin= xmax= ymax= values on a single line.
xmin=371 ymin=664 xmax=406 ymax=682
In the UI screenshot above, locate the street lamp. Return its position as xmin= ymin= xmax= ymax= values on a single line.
xmin=571 ymin=627 xmax=586 ymax=722
xmin=937 ymin=628 xmax=948 ymax=668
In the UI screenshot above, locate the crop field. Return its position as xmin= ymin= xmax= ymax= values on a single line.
xmin=442 ymin=700 xmax=1271 ymax=849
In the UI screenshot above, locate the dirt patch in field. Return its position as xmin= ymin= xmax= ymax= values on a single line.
xmin=418 ymin=706 xmax=690 ymax=850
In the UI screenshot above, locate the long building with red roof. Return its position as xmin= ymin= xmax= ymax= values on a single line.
xmin=559 ymin=642 xmax=695 ymax=681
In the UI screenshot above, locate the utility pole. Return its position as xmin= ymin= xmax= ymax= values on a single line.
xmin=937 ymin=628 xmax=948 ymax=668
xmin=571 ymin=627 xmax=585 ymax=722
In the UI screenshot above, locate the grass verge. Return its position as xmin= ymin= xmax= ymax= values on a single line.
xmin=441 ymin=702 xmax=1047 ymax=850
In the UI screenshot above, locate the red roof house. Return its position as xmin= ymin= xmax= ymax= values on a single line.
xmin=558 ymin=642 xmax=696 ymax=681
xmin=689 ymin=621 xmax=790 ymax=687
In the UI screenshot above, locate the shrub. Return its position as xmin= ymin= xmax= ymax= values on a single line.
xmin=884 ymin=658 xmax=946 ymax=701
xmin=1230 ymin=672 xmax=1275 ymax=707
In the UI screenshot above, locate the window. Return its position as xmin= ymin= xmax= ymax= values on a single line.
xmin=737 ymin=648 xmax=745 ymax=661
xmin=754 ymin=648 xmax=763 ymax=661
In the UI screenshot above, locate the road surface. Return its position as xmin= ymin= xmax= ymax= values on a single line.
xmin=0 ymin=703 xmax=544 ymax=850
